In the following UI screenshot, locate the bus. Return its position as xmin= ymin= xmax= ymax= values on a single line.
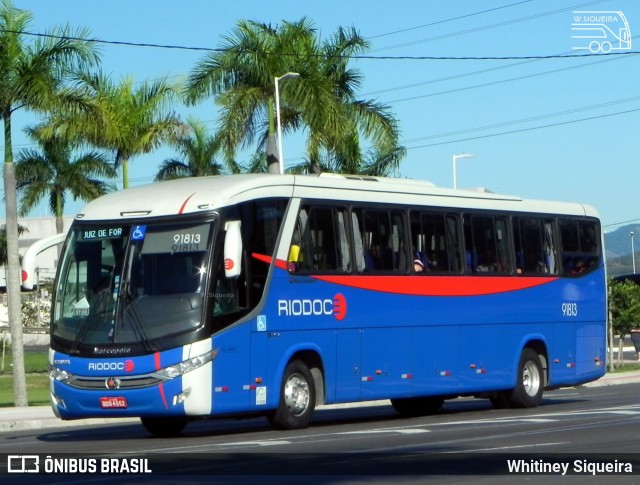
xmin=48 ymin=173 xmax=606 ymax=436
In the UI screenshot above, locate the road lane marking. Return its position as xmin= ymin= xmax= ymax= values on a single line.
xmin=338 ymin=429 xmax=429 ymax=435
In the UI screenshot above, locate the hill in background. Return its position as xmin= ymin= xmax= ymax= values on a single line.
xmin=604 ymin=224 xmax=640 ymax=277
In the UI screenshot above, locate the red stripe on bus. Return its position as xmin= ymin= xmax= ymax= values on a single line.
xmin=312 ymin=274 xmax=557 ymax=296
xmin=178 ymin=193 xmax=196 ymax=214
xmin=251 ymin=253 xmax=557 ymax=296
xmin=153 ymin=352 xmax=168 ymax=409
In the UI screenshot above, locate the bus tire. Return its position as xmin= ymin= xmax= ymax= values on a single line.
xmin=391 ymin=397 xmax=444 ymax=417
xmin=509 ymin=348 xmax=544 ymax=408
xmin=140 ymin=416 xmax=188 ymax=437
xmin=267 ymin=360 xmax=316 ymax=430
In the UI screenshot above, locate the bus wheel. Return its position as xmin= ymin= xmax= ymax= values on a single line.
xmin=268 ymin=360 xmax=316 ymax=430
xmin=510 ymin=348 xmax=544 ymax=408
xmin=391 ymin=397 xmax=443 ymax=417
xmin=140 ymin=416 xmax=188 ymax=437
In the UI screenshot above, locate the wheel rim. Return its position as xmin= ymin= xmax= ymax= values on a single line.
xmin=522 ymin=360 xmax=541 ymax=397
xmin=284 ymin=373 xmax=310 ymax=416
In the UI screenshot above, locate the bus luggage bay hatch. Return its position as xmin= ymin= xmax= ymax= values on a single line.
xmin=47 ymin=173 xmax=606 ymax=436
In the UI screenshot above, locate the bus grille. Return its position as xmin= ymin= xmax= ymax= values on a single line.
xmin=66 ymin=375 xmax=163 ymax=390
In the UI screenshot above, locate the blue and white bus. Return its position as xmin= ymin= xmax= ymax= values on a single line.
xmin=48 ymin=174 xmax=606 ymax=436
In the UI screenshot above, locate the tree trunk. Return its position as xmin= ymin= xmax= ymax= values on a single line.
xmin=122 ymin=158 xmax=129 ymax=189
xmin=3 ymin=114 xmax=28 ymax=406
xmin=608 ymin=318 xmax=614 ymax=371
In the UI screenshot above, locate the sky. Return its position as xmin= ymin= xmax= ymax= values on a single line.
xmin=5 ymin=0 xmax=640 ymax=234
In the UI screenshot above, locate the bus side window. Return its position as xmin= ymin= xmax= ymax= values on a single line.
xmin=414 ymin=211 xmax=461 ymax=273
xmin=293 ymin=205 xmax=350 ymax=273
xmin=558 ymin=218 xmax=600 ymax=277
xmin=355 ymin=208 xmax=407 ymax=272
xmin=464 ymin=215 xmax=511 ymax=274
xmin=513 ymin=217 xmax=558 ymax=275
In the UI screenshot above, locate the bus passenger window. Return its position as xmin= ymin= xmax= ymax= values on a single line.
xmin=463 ymin=215 xmax=512 ymax=274
xmin=409 ymin=210 xmax=461 ymax=274
xmin=292 ymin=205 xmax=350 ymax=273
xmin=355 ymin=208 xmax=407 ymax=273
xmin=558 ymin=219 xmax=600 ymax=277
xmin=513 ymin=217 xmax=557 ymax=275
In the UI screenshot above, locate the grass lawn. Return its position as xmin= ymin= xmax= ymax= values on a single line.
xmin=0 ymin=348 xmax=49 ymax=374
xmin=0 ymin=374 xmax=50 ymax=407
xmin=0 ymin=349 xmax=50 ymax=407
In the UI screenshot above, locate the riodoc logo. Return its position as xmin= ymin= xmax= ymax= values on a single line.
xmin=278 ymin=293 xmax=347 ymax=321
xmin=572 ymin=10 xmax=632 ymax=53
xmin=88 ymin=360 xmax=134 ymax=372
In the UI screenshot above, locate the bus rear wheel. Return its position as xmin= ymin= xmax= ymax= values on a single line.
xmin=509 ymin=348 xmax=544 ymax=408
xmin=391 ymin=397 xmax=444 ymax=417
xmin=140 ymin=416 xmax=188 ymax=437
xmin=267 ymin=360 xmax=316 ymax=430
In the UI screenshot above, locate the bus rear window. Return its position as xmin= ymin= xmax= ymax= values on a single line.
xmin=559 ymin=219 xmax=600 ymax=276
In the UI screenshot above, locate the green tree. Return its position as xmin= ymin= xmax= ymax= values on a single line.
xmin=608 ymin=278 xmax=640 ymax=367
xmin=154 ymin=118 xmax=226 ymax=181
xmin=0 ymin=0 xmax=99 ymax=406
xmin=52 ymin=71 xmax=182 ymax=189
xmin=0 ymin=224 xmax=28 ymax=266
xmin=15 ymin=127 xmax=116 ymax=234
xmin=185 ymin=18 xmax=403 ymax=175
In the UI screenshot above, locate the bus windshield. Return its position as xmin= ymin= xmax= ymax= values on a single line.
xmin=52 ymin=220 xmax=214 ymax=351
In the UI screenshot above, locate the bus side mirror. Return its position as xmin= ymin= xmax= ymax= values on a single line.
xmin=224 ymin=220 xmax=242 ymax=279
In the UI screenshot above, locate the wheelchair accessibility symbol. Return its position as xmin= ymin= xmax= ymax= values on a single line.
xmin=131 ymin=225 xmax=146 ymax=241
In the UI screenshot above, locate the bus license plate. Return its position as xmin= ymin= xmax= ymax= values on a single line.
xmin=99 ymin=397 xmax=127 ymax=409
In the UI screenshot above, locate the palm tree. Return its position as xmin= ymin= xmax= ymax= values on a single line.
xmin=154 ymin=118 xmax=226 ymax=181
xmin=293 ymin=144 xmax=406 ymax=177
xmin=0 ymin=0 xmax=99 ymax=406
xmin=52 ymin=71 xmax=182 ymax=189
xmin=15 ymin=127 xmax=117 ymax=234
xmin=185 ymin=18 xmax=404 ymax=176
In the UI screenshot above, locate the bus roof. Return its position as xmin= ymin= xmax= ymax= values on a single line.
xmin=74 ymin=173 xmax=599 ymax=221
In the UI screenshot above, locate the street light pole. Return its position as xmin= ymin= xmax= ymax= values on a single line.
xmin=452 ymin=153 xmax=475 ymax=189
xmin=275 ymin=72 xmax=300 ymax=175
xmin=630 ymin=231 xmax=636 ymax=274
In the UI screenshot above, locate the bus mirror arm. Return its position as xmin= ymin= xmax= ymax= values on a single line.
xmin=224 ymin=220 xmax=242 ymax=279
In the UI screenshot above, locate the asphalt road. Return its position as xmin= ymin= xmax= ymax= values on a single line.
xmin=1 ymin=382 xmax=640 ymax=483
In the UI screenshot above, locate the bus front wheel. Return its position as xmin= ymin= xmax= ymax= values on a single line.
xmin=267 ymin=359 xmax=316 ymax=430
xmin=140 ymin=416 xmax=188 ymax=437
xmin=510 ymin=348 xmax=544 ymax=408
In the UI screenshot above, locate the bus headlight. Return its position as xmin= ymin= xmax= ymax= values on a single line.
xmin=156 ymin=349 xmax=218 ymax=379
xmin=49 ymin=367 xmax=73 ymax=382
